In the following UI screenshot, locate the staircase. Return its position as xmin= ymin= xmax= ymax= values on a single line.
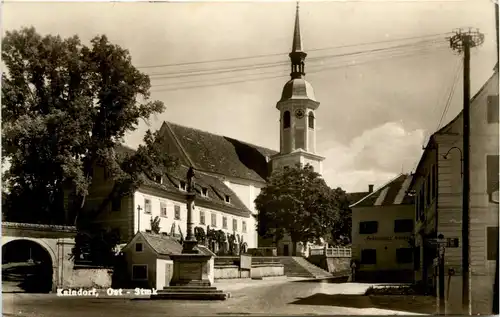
xmin=277 ymin=256 xmax=333 ymax=279
xmin=151 ymin=281 xmax=229 ymax=300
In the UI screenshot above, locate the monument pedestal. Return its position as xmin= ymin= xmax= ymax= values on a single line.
xmin=151 ymin=248 xmax=229 ymax=300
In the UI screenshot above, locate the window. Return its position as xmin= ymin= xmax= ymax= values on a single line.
xmin=242 ymin=221 xmax=247 ymax=233
xmin=359 ymin=221 xmax=378 ymax=234
xmin=413 ymin=247 xmax=421 ymax=271
xmin=308 ymin=112 xmax=315 ymax=129
xmin=419 ymin=188 xmax=425 ymax=220
xmin=223 ymin=217 xmax=228 ymax=229
xmin=200 ymin=210 xmax=205 ymax=225
xmin=155 ymin=175 xmax=163 ymax=184
xmin=211 ymin=213 xmax=217 ymax=227
xmin=174 ymin=205 xmax=181 ymax=220
xmin=487 ymin=226 xmax=499 ymax=260
xmin=487 ymin=95 xmax=499 ymax=124
xmin=179 ymin=181 xmax=186 ymax=191
xmin=233 ymin=219 xmax=237 ymax=231
xmin=283 ymin=111 xmax=291 ymax=129
xmin=225 ymin=195 xmax=230 ymax=203
xmin=415 ymin=192 xmax=420 ymax=221
xmin=201 ymin=187 xmax=208 ymax=197
xmin=160 ymin=202 xmax=167 ymax=217
xmin=487 ymin=155 xmax=499 ymax=202
xmin=144 ymin=199 xmax=152 ymax=214
xmin=361 ymin=249 xmax=376 ymax=264
xmin=396 ymin=248 xmax=413 ymax=264
xmin=135 ymin=243 xmax=143 ymax=252
xmin=145 ymin=229 xmax=152 ymax=233
xmin=111 ymin=196 xmax=121 ymax=212
xmin=432 ymin=164 xmax=437 ymax=200
xmin=426 ymin=174 xmax=431 ymax=206
xmin=394 ymin=219 xmax=414 ymax=233
xmin=132 ymin=265 xmax=148 ymax=280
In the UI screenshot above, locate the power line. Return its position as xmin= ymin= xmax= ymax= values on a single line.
xmin=150 ymin=44 xmax=450 ymax=92
xmin=436 ymin=58 xmax=463 ymax=130
xmin=421 ymin=56 xmax=462 ymax=146
xmin=148 ymin=39 xmax=447 ymax=80
xmin=137 ymin=32 xmax=452 ymax=69
xmin=149 ymin=42 xmax=450 ymax=88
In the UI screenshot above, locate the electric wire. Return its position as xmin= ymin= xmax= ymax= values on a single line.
xmin=436 ymin=58 xmax=463 ymax=131
xmin=150 ymin=44 xmax=451 ymax=92
xmin=149 ymin=43 xmax=450 ymax=89
xmin=146 ymin=38 xmax=447 ymax=79
xmin=138 ymin=32 xmax=453 ymax=69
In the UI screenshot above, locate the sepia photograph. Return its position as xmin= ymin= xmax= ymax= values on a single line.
xmin=1 ymin=0 xmax=499 ymax=316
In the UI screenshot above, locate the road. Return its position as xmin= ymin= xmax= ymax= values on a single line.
xmin=3 ymin=278 xmax=434 ymax=316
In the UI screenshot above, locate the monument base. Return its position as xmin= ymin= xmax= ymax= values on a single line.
xmin=151 ymin=249 xmax=229 ymax=300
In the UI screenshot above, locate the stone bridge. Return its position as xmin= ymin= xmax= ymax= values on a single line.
xmin=2 ymin=222 xmax=77 ymax=292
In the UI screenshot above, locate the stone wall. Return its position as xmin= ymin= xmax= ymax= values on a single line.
xmin=214 ymin=256 xmax=284 ymax=280
xmin=67 ymin=266 xmax=113 ymax=288
xmin=214 ymin=265 xmax=250 ymax=279
xmin=308 ymin=255 xmax=350 ymax=274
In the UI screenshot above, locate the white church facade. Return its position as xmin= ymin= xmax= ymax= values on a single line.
xmin=86 ymin=4 xmax=327 ymax=256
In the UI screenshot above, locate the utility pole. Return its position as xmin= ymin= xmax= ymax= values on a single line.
xmin=449 ymin=28 xmax=484 ymax=315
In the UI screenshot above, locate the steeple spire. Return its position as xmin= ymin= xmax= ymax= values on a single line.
xmin=292 ymin=2 xmax=303 ymax=53
xmin=289 ymin=2 xmax=307 ymax=79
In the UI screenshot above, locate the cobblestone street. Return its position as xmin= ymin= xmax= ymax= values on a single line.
xmin=3 ymin=279 xmax=435 ymax=316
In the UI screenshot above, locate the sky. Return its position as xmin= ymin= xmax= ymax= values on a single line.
xmin=2 ymin=0 xmax=498 ymax=193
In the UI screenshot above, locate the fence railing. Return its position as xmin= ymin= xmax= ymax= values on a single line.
xmin=309 ymin=246 xmax=352 ymax=258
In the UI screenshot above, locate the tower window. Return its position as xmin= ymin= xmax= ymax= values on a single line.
xmin=283 ymin=111 xmax=291 ymax=129
xmin=308 ymin=112 xmax=315 ymax=129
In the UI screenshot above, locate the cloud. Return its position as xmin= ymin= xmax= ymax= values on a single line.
xmin=321 ymin=121 xmax=424 ymax=192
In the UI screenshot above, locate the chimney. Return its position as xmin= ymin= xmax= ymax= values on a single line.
xmin=368 ymin=184 xmax=374 ymax=193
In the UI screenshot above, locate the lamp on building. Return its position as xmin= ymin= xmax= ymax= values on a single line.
xmin=442 ymin=147 xmax=463 ymax=178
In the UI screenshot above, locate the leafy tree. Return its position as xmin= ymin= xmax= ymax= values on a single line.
xmin=150 ymin=216 xmax=161 ymax=234
xmin=255 ymin=164 xmax=350 ymax=255
xmin=1 ymin=27 xmax=176 ymax=226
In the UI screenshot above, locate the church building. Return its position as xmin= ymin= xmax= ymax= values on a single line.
xmin=86 ymin=4 xmax=326 ymax=256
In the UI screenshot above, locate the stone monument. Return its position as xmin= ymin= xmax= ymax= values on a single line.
xmin=151 ymin=167 xmax=229 ymax=300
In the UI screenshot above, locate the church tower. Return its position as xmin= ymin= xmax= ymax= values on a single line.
xmin=271 ymin=3 xmax=325 ymax=173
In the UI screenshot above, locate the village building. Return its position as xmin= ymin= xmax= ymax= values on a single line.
xmin=409 ymin=65 xmax=498 ymax=314
xmin=119 ymin=231 xmax=215 ymax=289
xmin=350 ymin=174 xmax=415 ymax=282
xmin=86 ymin=125 xmax=274 ymax=252
xmin=86 ymin=4 xmax=327 ymax=257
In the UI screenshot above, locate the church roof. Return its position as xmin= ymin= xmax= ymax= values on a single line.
xmin=280 ymin=78 xmax=317 ymax=102
xmin=350 ymin=174 xmax=414 ymax=208
xmin=163 ymin=121 xmax=278 ymax=183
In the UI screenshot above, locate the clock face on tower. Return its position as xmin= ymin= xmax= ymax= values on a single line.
xmin=294 ymin=109 xmax=305 ymax=119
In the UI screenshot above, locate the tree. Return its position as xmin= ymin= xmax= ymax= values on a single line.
xmin=150 ymin=216 xmax=161 ymax=234
xmin=1 ymin=27 xmax=176 ymax=226
xmin=254 ymin=164 xmax=350 ymax=255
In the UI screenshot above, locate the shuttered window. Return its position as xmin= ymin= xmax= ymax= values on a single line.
xmin=487 ymin=95 xmax=499 ymax=124
xmin=361 ymin=249 xmax=377 ymax=264
xmin=487 ymin=226 xmax=499 ymax=261
xmin=359 ymin=221 xmax=378 ymax=234
xmin=396 ymin=248 xmax=414 ymax=264
xmin=394 ymin=219 xmax=414 ymax=233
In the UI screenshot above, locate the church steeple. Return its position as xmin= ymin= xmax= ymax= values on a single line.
xmin=271 ymin=1 xmax=324 ymax=175
xmin=289 ymin=2 xmax=307 ymax=79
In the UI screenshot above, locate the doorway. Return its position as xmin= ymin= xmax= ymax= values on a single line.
xmin=283 ymin=244 xmax=289 ymax=256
